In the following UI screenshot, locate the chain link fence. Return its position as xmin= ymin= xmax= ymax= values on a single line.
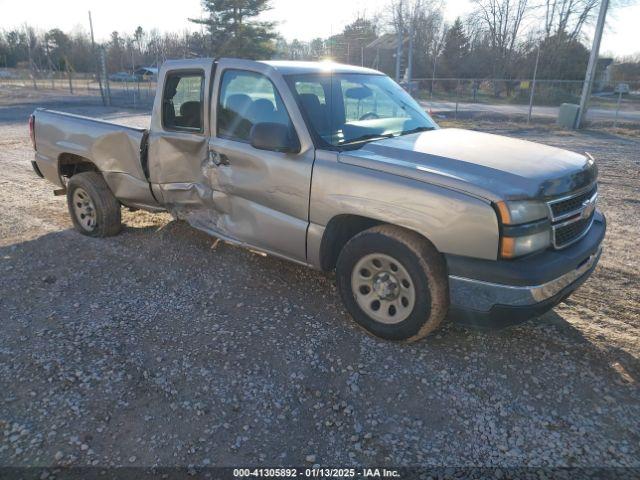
xmin=0 ymin=67 xmax=157 ymax=110
xmin=1 ymin=67 xmax=639 ymax=128
xmin=411 ymin=77 xmax=640 ymax=127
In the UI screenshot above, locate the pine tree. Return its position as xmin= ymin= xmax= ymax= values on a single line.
xmin=190 ymin=0 xmax=277 ymax=59
xmin=439 ymin=18 xmax=470 ymax=79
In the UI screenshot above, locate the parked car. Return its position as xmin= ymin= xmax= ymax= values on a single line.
xmin=134 ymin=67 xmax=158 ymax=82
xmin=614 ymin=83 xmax=630 ymax=95
xmin=108 ymin=71 xmax=137 ymax=82
xmin=29 ymin=58 xmax=605 ymax=341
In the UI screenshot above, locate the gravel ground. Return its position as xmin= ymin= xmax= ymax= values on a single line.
xmin=0 ymin=94 xmax=639 ymax=470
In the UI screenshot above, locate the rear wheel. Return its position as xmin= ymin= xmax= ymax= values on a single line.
xmin=336 ymin=225 xmax=448 ymax=341
xmin=66 ymin=172 xmax=122 ymax=237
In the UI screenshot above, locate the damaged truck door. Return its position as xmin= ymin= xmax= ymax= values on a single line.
xmin=150 ymin=58 xmax=314 ymax=263
xmin=147 ymin=60 xmax=212 ymax=229
xmin=206 ymin=60 xmax=314 ymax=262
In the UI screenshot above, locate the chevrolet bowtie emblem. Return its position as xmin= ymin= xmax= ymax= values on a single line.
xmin=581 ymin=197 xmax=596 ymax=220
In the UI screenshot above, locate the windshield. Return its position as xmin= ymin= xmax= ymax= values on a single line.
xmin=286 ymin=72 xmax=437 ymax=148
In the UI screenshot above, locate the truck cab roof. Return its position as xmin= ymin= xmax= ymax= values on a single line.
xmin=160 ymin=57 xmax=382 ymax=76
xmin=258 ymin=60 xmax=382 ymax=75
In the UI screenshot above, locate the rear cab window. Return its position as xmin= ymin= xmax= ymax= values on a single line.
xmin=162 ymin=71 xmax=204 ymax=132
xmin=217 ymin=69 xmax=293 ymax=142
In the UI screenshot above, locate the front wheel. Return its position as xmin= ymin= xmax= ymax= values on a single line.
xmin=336 ymin=225 xmax=449 ymax=341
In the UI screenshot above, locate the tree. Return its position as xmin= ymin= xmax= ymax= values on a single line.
xmin=44 ymin=29 xmax=71 ymax=71
xmin=541 ymin=0 xmax=598 ymax=40
xmin=107 ymin=31 xmax=125 ymax=71
xmin=386 ymin=0 xmax=444 ymax=79
xmin=522 ymin=31 xmax=589 ymax=79
xmin=309 ymin=38 xmax=326 ymax=59
xmin=68 ymin=30 xmax=93 ymax=72
xmin=134 ymin=26 xmax=145 ymax=56
xmin=0 ymin=30 xmax=30 ymax=68
xmin=611 ymin=56 xmax=640 ymax=82
xmin=439 ymin=18 xmax=470 ymax=78
xmin=189 ymin=0 xmax=277 ymax=59
xmin=342 ymin=17 xmax=378 ymax=65
xmin=471 ymin=0 xmax=529 ymax=92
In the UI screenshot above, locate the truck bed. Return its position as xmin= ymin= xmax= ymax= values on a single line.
xmin=33 ymin=108 xmax=159 ymax=210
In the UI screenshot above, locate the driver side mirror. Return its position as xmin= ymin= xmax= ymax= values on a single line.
xmin=250 ymin=122 xmax=301 ymax=154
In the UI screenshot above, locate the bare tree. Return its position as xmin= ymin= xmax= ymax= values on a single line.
xmin=471 ymin=0 xmax=529 ymax=81
xmin=541 ymin=0 xmax=599 ymax=40
xmin=386 ymin=0 xmax=445 ymax=78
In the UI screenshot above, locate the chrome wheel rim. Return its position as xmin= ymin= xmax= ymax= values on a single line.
xmin=351 ymin=253 xmax=416 ymax=324
xmin=72 ymin=188 xmax=97 ymax=232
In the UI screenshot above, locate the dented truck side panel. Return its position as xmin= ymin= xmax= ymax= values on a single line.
xmin=147 ymin=59 xmax=213 ymax=212
xmin=33 ymin=110 xmax=158 ymax=209
xmin=204 ymin=59 xmax=316 ymax=263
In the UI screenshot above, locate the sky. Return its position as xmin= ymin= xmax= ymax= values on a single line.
xmin=0 ymin=0 xmax=638 ymax=57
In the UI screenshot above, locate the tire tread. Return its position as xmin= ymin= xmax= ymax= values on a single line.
xmin=66 ymin=172 xmax=122 ymax=237
xmin=336 ymin=224 xmax=449 ymax=342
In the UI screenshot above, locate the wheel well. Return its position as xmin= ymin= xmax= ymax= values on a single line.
xmin=319 ymin=214 xmax=382 ymax=271
xmin=59 ymin=153 xmax=99 ymax=179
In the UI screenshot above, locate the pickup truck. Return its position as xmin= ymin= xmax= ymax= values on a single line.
xmin=29 ymin=58 xmax=605 ymax=341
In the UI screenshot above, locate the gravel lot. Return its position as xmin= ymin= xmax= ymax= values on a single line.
xmin=1 ymin=93 xmax=639 ymax=470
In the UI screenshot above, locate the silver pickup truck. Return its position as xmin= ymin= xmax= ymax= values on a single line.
xmin=29 ymin=58 xmax=605 ymax=341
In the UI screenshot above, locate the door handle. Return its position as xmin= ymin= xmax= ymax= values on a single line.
xmin=208 ymin=149 xmax=230 ymax=167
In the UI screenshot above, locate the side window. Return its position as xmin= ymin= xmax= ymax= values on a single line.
xmin=217 ymin=70 xmax=293 ymax=142
xmin=294 ymin=81 xmax=326 ymax=104
xmin=162 ymin=72 xmax=204 ymax=132
xmin=293 ymin=80 xmax=331 ymax=137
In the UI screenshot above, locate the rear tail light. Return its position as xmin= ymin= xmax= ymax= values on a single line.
xmin=29 ymin=114 xmax=36 ymax=150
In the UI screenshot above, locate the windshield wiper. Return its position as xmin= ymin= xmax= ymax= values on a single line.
xmin=341 ymin=132 xmax=394 ymax=146
xmin=398 ymin=126 xmax=435 ymax=136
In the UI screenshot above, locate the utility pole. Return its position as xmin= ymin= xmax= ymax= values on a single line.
xmin=131 ymin=48 xmax=138 ymax=108
xmin=24 ymin=25 xmax=37 ymax=90
xmin=527 ymin=44 xmax=540 ymax=124
xmin=575 ymin=0 xmax=609 ymax=128
xmin=430 ymin=55 xmax=437 ymax=99
xmin=88 ymin=11 xmax=106 ymax=106
xmin=100 ymin=48 xmax=112 ymax=106
xmin=406 ymin=12 xmax=415 ymax=86
xmin=395 ymin=0 xmax=403 ymax=82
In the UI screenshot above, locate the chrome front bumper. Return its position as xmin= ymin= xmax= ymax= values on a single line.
xmin=449 ymin=246 xmax=602 ymax=314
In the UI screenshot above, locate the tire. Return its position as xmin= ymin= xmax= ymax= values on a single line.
xmin=336 ymin=225 xmax=449 ymax=342
xmin=66 ymin=172 xmax=122 ymax=237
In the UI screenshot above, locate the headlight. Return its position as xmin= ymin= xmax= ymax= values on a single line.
xmin=495 ymin=200 xmax=548 ymax=225
xmin=500 ymin=229 xmax=551 ymax=258
xmin=495 ymin=201 xmax=551 ymax=258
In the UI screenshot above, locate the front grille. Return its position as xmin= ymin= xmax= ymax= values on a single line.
xmin=547 ymin=184 xmax=598 ymax=249
xmin=553 ymin=210 xmax=595 ymax=247
xmin=549 ymin=185 xmax=597 ymax=220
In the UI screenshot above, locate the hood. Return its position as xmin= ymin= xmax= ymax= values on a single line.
xmin=339 ymin=128 xmax=597 ymax=201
